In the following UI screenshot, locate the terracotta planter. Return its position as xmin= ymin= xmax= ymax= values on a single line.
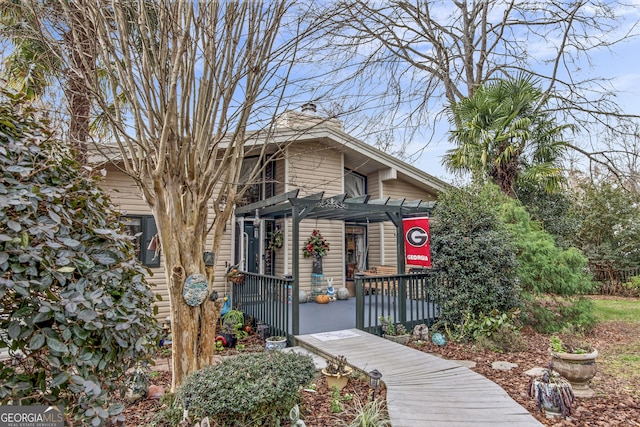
xmin=551 ymin=349 xmax=598 ymax=398
xmin=322 ymin=366 xmax=353 ymax=391
xmin=384 ymin=334 xmax=411 ymax=345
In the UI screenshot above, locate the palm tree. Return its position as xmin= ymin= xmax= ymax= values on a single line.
xmin=444 ymin=76 xmax=572 ymax=197
xmin=0 ymin=0 xmax=95 ymax=163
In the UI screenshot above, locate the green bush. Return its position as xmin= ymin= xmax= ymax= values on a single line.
xmin=522 ymin=295 xmax=597 ymax=334
xmin=475 ymin=324 xmax=529 ymax=353
xmin=0 ymin=91 xmax=160 ymax=425
xmin=157 ymin=351 xmax=316 ymax=426
xmin=447 ymin=308 xmax=521 ymax=344
xmin=622 ymin=276 xmax=640 ymax=297
xmin=430 ymin=185 xmax=521 ymax=326
xmin=501 ymin=198 xmax=594 ymax=295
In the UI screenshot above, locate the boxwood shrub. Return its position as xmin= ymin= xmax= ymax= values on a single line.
xmin=156 ymin=351 xmax=316 ymax=426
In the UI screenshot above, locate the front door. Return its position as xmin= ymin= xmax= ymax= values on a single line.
xmin=243 ymin=222 xmax=260 ymax=273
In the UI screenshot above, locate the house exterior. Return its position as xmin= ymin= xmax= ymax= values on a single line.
xmin=97 ymin=105 xmax=450 ymax=319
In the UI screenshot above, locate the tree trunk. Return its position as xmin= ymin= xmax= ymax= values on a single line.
xmin=153 ymin=177 xmax=224 ymax=390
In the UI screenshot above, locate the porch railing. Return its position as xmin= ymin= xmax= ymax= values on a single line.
xmin=232 ymin=272 xmax=293 ymax=340
xmin=355 ymin=272 xmax=440 ymax=335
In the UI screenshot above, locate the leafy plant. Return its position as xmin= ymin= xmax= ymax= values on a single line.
xmin=429 ymin=185 xmax=521 ymax=326
xmin=340 ymin=396 xmax=392 ymax=427
xmin=550 ymin=335 xmax=593 ymax=354
xmin=0 ymin=90 xmax=160 ymax=426
xmin=330 ymin=386 xmax=343 ymax=413
xmin=221 ymin=309 xmax=247 ymax=338
xmin=155 ymin=351 xmax=315 ymax=426
xmin=324 ymin=355 xmax=351 ymax=376
xmin=379 ymin=316 xmax=407 ymax=336
xmin=302 ymin=229 xmax=330 ymax=258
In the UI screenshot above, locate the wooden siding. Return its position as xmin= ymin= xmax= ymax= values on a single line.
xmin=379 ymin=178 xmax=435 ymax=269
xmin=286 ymin=142 xmax=345 ymax=290
xmin=98 ymin=165 xmax=234 ymax=320
xmin=366 ymin=171 xmax=382 ymax=267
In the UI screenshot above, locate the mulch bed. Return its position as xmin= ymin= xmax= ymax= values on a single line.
xmin=410 ymin=322 xmax=640 ymax=426
xmin=120 ymin=334 xmax=387 ymax=426
xmin=122 ymin=316 xmax=639 ymax=426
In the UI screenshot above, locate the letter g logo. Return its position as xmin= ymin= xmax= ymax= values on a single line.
xmin=406 ymin=227 xmax=428 ymax=247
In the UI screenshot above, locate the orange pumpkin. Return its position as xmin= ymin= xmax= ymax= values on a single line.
xmin=316 ymin=294 xmax=330 ymax=304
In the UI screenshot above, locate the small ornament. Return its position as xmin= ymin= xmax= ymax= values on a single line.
xmin=326 ymin=278 xmax=336 ymax=301
xmin=431 ymin=332 xmax=447 ymax=347
xmin=299 ymin=290 xmax=309 ymax=303
xmin=183 ymin=273 xmax=208 ymax=306
xmin=336 ymin=287 xmax=350 ymax=300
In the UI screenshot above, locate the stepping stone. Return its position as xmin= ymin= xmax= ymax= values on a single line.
xmin=450 ymin=359 xmax=477 ymax=369
xmin=524 ymin=367 xmax=547 ymax=377
xmin=492 ymin=361 xmax=518 ymax=371
xmin=283 ymin=346 xmax=327 ymax=370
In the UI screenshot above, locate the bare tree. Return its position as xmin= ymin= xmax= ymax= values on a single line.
xmin=36 ymin=0 xmax=312 ymax=388
xmin=311 ymin=1 xmax=640 ymax=181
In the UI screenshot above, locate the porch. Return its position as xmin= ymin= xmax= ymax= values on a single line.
xmin=232 ymin=270 xmax=440 ymax=340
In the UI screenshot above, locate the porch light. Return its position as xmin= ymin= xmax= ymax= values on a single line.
xmin=253 ymin=209 xmax=260 ymax=227
xmin=368 ymin=369 xmax=382 ymax=395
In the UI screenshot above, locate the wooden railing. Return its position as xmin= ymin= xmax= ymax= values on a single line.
xmin=355 ymin=271 xmax=440 ymax=335
xmin=232 ymin=272 xmax=293 ymax=341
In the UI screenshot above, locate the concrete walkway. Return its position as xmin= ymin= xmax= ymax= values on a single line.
xmin=295 ymin=329 xmax=542 ymax=427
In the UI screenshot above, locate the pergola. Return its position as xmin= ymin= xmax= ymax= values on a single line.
xmin=234 ymin=189 xmax=435 ymax=334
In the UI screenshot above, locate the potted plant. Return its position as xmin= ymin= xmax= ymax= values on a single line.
xmin=549 ymin=335 xmax=598 ymax=398
xmin=528 ymin=364 xmax=575 ymax=419
xmin=321 ymin=355 xmax=353 ymax=391
xmin=226 ymin=264 xmax=245 ymax=284
xmin=302 ymin=229 xmax=330 ymax=274
xmin=219 ymin=309 xmax=249 ymax=348
xmin=379 ymin=316 xmax=410 ymax=345
xmin=265 ymin=335 xmax=287 ymax=351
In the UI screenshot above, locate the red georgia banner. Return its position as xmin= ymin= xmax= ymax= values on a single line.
xmin=403 ymin=217 xmax=431 ymax=267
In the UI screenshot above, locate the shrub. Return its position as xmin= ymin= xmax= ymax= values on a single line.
xmin=429 ymin=185 xmax=521 ymax=326
xmin=340 ymin=396 xmax=391 ymax=427
xmin=159 ymin=351 xmax=316 ymax=426
xmin=522 ymin=295 xmax=597 ymax=334
xmin=0 ymin=91 xmax=160 ymax=425
xmin=500 ymin=197 xmax=595 ymax=295
xmin=447 ymin=308 xmax=521 ymax=344
xmin=475 ymin=324 xmax=529 ymax=353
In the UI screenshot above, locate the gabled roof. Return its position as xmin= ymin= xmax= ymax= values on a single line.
xmin=252 ymin=111 xmax=451 ymax=195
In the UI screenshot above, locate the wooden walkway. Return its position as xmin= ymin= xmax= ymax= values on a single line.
xmin=295 ymin=329 xmax=542 ymax=427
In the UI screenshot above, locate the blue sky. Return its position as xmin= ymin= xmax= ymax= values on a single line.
xmin=295 ymin=2 xmax=640 ymax=185
xmin=409 ymin=31 xmax=640 ymax=184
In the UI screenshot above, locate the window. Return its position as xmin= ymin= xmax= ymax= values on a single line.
xmin=122 ymin=215 xmax=161 ymax=267
xmin=345 ymin=169 xmax=366 ymax=198
xmin=236 ymin=157 xmax=276 ymax=206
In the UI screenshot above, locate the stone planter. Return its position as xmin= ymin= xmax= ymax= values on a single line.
xmin=265 ymin=336 xmax=287 ymax=351
xmin=384 ymin=334 xmax=411 ymax=345
xmin=551 ymin=349 xmax=598 ymax=398
xmin=321 ymin=366 xmax=353 ymax=391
